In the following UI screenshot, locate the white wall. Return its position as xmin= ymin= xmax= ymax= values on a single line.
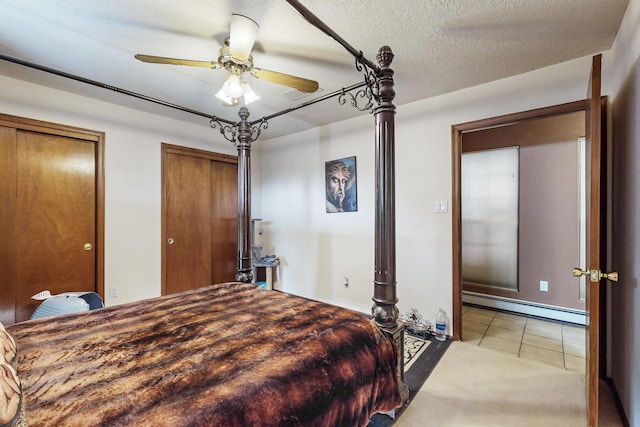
xmin=0 ymin=76 xmax=238 ymax=306
xmin=604 ymin=0 xmax=640 ymax=97
xmin=257 ymin=115 xmax=376 ymax=311
xmin=259 ymin=54 xmax=596 ymax=329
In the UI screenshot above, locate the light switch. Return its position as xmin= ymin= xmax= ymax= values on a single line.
xmin=539 ymin=280 xmax=549 ymax=292
xmin=434 ymin=201 xmax=448 ymax=213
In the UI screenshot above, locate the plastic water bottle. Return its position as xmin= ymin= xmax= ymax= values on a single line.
xmin=435 ymin=308 xmax=447 ymax=341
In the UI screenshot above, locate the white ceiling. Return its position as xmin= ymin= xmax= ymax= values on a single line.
xmin=0 ymin=0 xmax=630 ymax=140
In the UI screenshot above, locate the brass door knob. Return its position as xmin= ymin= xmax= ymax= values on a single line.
xmin=84 ymin=243 xmax=93 ymax=251
xmin=167 ymin=238 xmax=175 ymax=245
xmin=572 ymin=267 xmax=587 ymax=277
xmin=601 ymin=271 xmax=619 ymax=281
xmin=572 ymin=267 xmax=618 ymax=283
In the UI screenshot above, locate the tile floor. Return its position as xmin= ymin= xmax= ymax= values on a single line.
xmin=462 ymin=304 xmax=586 ymax=373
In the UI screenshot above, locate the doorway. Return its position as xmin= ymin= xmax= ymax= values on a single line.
xmin=461 ymin=111 xmax=587 ymax=316
xmin=452 ymin=100 xmax=588 ymax=338
xmin=456 ymin=105 xmax=588 ymax=372
xmin=453 ymin=56 xmax=611 ymax=425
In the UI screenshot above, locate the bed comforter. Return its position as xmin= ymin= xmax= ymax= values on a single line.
xmin=7 ymin=282 xmax=401 ymax=426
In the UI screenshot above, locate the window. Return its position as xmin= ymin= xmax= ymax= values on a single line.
xmin=462 ymin=146 xmax=519 ymax=291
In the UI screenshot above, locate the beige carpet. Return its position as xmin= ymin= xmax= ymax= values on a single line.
xmin=397 ymin=341 xmax=588 ymax=427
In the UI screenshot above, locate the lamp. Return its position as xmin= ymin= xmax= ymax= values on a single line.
xmin=242 ymin=82 xmax=260 ymax=104
xmin=214 ymin=88 xmax=239 ymax=106
xmin=214 ymin=13 xmax=261 ymax=106
xmin=215 ymin=73 xmax=260 ymax=106
xmin=222 ymin=74 xmax=243 ymax=98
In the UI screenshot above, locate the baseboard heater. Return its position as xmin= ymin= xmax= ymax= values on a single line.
xmin=462 ymin=291 xmax=586 ymax=325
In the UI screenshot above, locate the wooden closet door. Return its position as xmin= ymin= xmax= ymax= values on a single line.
xmin=15 ymin=131 xmax=96 ymax=322
xmin=210 ymin=160 xmax=238 ymax=284
xmin=163 ymin=144 xmax=238 ymax=295
xmin=165 ymin=152 xmax=213 ymax=294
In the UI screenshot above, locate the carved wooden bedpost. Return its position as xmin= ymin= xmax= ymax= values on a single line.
xmin=370 ymin=46 xmax=409 ymax=405
xmin=210 ymin=107 xmax=268 ymax=284
xmin=371 ymin=46 xmax=398 ymax=327
xmin=235 ymin=107 xmax=253 ymax=283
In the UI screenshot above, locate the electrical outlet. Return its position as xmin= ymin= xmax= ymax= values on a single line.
xmin=109 ymin=287 xmax=118 ymax=298
xmin=344 ymin=276 xmax=349 ymax=288
xmin=539 ymin=280 xmax=548 ymax=292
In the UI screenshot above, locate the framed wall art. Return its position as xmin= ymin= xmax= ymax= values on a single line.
xmin=325 ymin=156 xmax=357 ymax=213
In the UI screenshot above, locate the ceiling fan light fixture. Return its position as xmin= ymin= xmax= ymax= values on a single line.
xmin=242 ymin=83 xmax=260 ymax=105
xmin=215 ymin=76 xmax=259 ymax=106
xmin=229 ymin=13 xmax=259 ymax=61
xmin=215 ymin=87 xmax=236 ymax=105
xmin=137 ymin=12 xmax=319 ymax=106
xmin=222 ymin=74 xmax=243 ymax=98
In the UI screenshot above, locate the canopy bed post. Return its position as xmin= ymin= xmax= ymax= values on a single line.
xmin=210 ymin=107 xmax=268 ymax=283
xmin=370 ymin=46 xmax=409 ymax=405
xmin=235 ymin=107 xmax=253 ymax=282
xmin=371 ymin=46 xmax=398 ymax=328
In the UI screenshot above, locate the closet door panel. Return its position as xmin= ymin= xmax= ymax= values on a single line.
xmin=165 ymin=153 xmax=212 ymax=294
xmin=15 ymin=131 xmax=96 ymax=322
xmin=210 ymin=160 xmax=238 ymax=284
xmin=0 ymin=127 xmax=17 ymax=324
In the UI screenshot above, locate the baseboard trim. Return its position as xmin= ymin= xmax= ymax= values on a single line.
xmin=462 ymin=291 xmax=586 ymax=325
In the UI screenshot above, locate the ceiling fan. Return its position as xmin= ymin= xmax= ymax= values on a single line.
xmin=135 ymin=13 xmax=319 ymax=106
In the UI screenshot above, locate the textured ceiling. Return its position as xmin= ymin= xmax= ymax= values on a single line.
xmin=0 ymin=0 xmax=630 ymax=139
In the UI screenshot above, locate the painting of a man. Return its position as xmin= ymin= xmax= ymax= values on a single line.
xmin=325 ymin=156 xmax=357 ymax=213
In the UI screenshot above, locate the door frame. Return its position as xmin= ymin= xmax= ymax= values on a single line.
xmin=0 ymin=113 xmax=105 ymax=303
xmin=452 ymin=95 xmax=607 ymax=425
xmin=451 ymin=99 xmax=587 ymax=339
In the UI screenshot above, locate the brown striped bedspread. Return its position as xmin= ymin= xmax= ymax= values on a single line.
xmin=7 ymin=282 xmax=401 ymax=426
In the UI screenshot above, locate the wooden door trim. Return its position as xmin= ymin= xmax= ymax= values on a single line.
xmin=0 ymin=113 xmax=105 ymax=301
xmin=0 ymin=114 xmax=102 ymax=142
xmin=451 ymin=99 xmax=586 ymax=340
xmin=160 ymin=143 xmax=237 ymax=295
xmin=162 ymin=143 xmax=237 ymax=163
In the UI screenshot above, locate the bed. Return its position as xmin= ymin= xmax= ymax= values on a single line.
xmin=1 ymin=1 xmax=406 ymax=426
xmin=4 ymin=283 xmax=400 ymax=426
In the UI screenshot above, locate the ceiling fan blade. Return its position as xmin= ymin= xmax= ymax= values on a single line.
xmin=228 ymin=14 xmax=259 ymax=61
xmin=251 ymin=67 xmax=319 ymax=93
xmin=135 ymin=54 xmax=221 ymax=69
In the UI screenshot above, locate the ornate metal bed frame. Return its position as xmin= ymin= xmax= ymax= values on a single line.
xmin=0 ymin=0 xmax=409 ymax=404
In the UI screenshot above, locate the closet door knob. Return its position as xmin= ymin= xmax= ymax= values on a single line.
xmin=167 ymin=238 xmax=175 ymax=245
xmin=84 ymin=243 xmax=93 ymax=251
